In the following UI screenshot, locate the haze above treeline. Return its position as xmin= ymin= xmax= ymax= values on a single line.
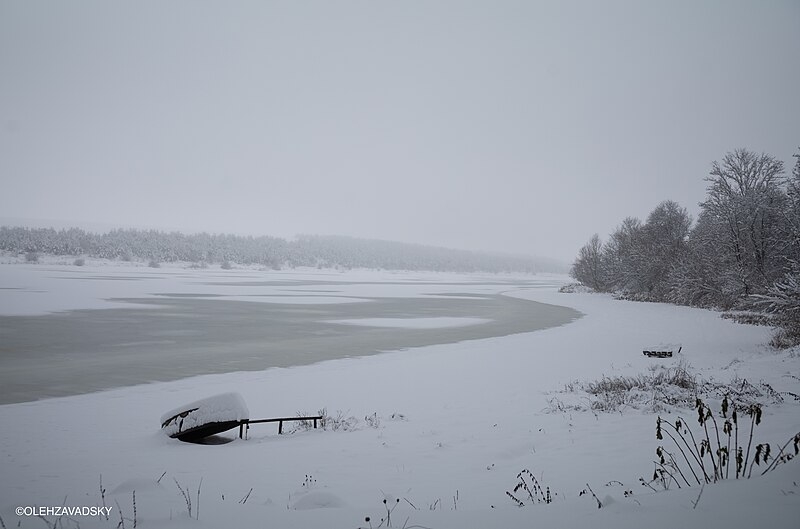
xmin=2 ymin=2 xmax=799 ymax=264
xmin=0 ymin=226 xmax=564 ymax=274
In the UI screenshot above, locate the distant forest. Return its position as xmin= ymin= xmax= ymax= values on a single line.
xmin=571 ymin=148 xmax=800 ymax=347
xmin=0 ymin=227 xmax=563 ymax=274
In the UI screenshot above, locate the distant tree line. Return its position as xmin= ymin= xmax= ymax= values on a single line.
xmin=571 ymin=148 xmax=800 ymax=347
xmin=0 ymin=227 xmax=561 ymax=274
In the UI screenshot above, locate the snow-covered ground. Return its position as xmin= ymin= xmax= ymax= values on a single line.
xmin=0 ymin=263 xmax=798 ymax=528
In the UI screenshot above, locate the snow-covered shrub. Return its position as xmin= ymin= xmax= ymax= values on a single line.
xmin=292 ymin=408 xmax=359 ymax=432
xmin=364 ymin=412 xmax=380 ymax=429
xmin=558 ymin=283 xmax=594 ymax=294
xmin=755 ymin=269 xmax=800 ymax=348
xmin=557 ymin=361 xmax=796 ymax=415
xmin=25 ymin=251 xmax=39 ymax=263
xmin=720 ymin=311 xmax=773 ymax=327
xmin=73 ymin=257 xmax=85 ymax=266
xmin=572 ymin=361 xmax=697 ymax=412
xmin=220 ymin=260 xmax=233 ymax=270
xmin=148 ymin=260 xmax=161 ymax=268
xmin=613 ymin=291 xmax=660 ymax=303
xmin=771 ymin=330 xmax=800 ymax=349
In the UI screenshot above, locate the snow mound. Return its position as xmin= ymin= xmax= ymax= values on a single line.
xmin=160 ymin=392 xmax=249 ymax=438
xmin=291 ymin=491 xmax=347 ymax=510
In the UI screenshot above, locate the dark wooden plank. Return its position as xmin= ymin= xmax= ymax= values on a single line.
xmin=245 ymin=416 xmax=323 ymax=424
xmin=238 ymin=416 xmax=324 ymax=438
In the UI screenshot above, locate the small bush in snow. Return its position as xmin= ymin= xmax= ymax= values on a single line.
xmin=321 ymin=409 xmax=359 ymax=431
xmin=148 ymin=260 xmax=161 ymax=268
xmin=770 ymin=329 xmax=800 ymax=349
xmin=25 ymin=251 xmax=39 ymax=263
xmin=221 ymin=260 xmax=233 ymax=270
xmin=364 ymin=412 xmax=380 ymax=429
xmin=651 ymin=397 xmax=800 ymax=490
xmin=560 ymin=361 xmax=698 ymax=412
xmin=556 ymin=361 xmax=796 ymax=415
xmin=720 ymin=311 xmax=773 ymax=327
xmin=755 ymin=269 xmax=800 ymax=348
xmin=506 ymin=469 xmax=552 ymax=507
xmin=73 ymin=257 xmax=85 ymax=266
xmin=293 ymin=408 xmax=360 ymax=432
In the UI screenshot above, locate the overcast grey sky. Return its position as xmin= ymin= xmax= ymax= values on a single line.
xmin=1 ymin=1 xmax=798 ymax=263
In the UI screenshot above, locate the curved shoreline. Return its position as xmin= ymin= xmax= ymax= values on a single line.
xmin=0 ymin=289 xmax=581 ymax=404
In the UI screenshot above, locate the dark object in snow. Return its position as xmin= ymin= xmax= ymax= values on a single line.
xmin=237 ymin=416 xmax=323 ymax=439
xmin=161 ymin=392 xmax=249 ymax=442
xmin=643 ymin=344 xmax=682 ymax=358
xmin=166 ymin=418 xmax=243 ymax=443
xmin=160 ymin=392 xmax=322 ymax=443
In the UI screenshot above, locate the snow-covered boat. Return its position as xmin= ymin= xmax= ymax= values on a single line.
xmin=160 ymin=392 xmax=324 ymax=442
xmin=160 ymin=392 xmax=249 ymax=442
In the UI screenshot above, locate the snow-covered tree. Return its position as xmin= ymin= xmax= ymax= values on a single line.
xmin=0 ymin=226 xmax=556 ymax=274
xmin=756 ymin=264 xmax=800 ymax=347
xmin=637 ymin=201 xmax=692 ymax=298
xmin=782 ymin=149 xmax=800 ymax=264
xmin=602 ymin=217 xmax=644 ymax=293
xmin=570 ymin=234 xmax=606 ymax=290
xmin=700 ymin=149 xmax=787 ymax=296
xmin=667 ymin=210 xmax=741 ymax=308
xmin=755 ymin=148 xmax=800 ymax=347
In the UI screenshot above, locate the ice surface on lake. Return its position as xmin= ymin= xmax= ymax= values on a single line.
xmin=0 ymin=262 xmax=566 ymax=316
xmin=0 ymin=263 xmax=578 ymax=404
xmin=328 ymin=317 xmax=491 ymax=328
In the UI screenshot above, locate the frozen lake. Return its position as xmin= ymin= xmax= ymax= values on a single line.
xmin=0 ymin=264 xmax=580 ymax=404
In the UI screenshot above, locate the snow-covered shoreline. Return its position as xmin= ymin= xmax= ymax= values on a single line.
xmin=0 ymin=269 xmax=798 ymax=528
